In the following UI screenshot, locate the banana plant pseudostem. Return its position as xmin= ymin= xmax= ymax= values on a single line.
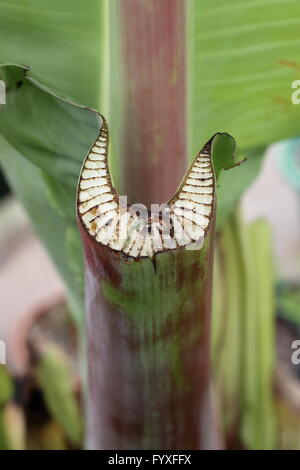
xmin=77 ymin=114 xmax=237 ymax=449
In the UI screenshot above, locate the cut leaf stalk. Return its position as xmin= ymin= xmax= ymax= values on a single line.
xmin=77 ymin=119 xmax=220 ymax=449
xmin=79 ymin=212 xmax=216 ymax=450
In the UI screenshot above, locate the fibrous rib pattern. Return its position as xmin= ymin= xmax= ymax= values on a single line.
xmin=78 ymin=116 xmax=215 ymax=258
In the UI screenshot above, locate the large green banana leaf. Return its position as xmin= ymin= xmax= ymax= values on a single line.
xmin=0 ymin=64 xmax=101 ymax=329
xmin=0 ymin=0 xmax=104 ymax=108
xmin=189 ymin=0 xmax=300 ymax=150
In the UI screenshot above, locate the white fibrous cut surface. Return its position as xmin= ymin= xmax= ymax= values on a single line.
xmin=78 ymin=119 xmax=215 ymax=258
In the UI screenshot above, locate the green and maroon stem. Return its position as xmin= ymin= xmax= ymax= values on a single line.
xmin=77 ymin=117 xmax=221 ymax=449
xmin=79 ymin=223 xmax=216 ymax=450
